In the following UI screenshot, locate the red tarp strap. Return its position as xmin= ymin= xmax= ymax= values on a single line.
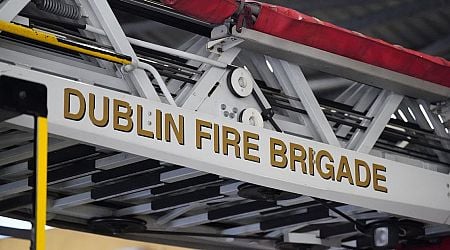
xmin=162 ymin=0 xmax=238 ymax=24
xmin=236 ymin=5 xmax=254 ymax=32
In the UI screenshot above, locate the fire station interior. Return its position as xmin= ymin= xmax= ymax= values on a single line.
xmin=0 ymin=0 xmax=449 ymax=250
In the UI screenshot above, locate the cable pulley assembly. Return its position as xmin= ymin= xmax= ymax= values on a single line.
xmin=228 ymin=67 xmax=254 ymax=98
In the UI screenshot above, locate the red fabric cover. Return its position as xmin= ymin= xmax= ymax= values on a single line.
xmin=161 ymin=0 xmax=450 ymax=88
xmin=253 ymin=3 xmax=450 ymax=88
xmin=161 ymin=0 xmax=238 ymax=24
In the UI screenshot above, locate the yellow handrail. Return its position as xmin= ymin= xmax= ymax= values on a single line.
xmin=35 ymin=116 xmax=48 ymax=250
xmin=0 ymin=20 xmax=132 ymax=65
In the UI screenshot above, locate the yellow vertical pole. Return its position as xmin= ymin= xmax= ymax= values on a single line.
xmin=35 ymin=116 xmax=48 ymax=250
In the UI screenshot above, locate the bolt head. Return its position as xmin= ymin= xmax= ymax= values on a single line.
xmin=238 ymin=77 xmax=247 ymax=88
xmin=18 ymin=91 xmax=27 ymax=100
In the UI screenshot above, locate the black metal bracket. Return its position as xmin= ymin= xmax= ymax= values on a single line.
xmin=0 ymin=75 xmax=48 ymax=119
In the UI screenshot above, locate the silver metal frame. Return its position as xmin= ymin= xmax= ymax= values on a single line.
xmin=0 ymin=1 xmax=449 ymax=248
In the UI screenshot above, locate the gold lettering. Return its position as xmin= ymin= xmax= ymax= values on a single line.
xmin=214 ymin=124 xmax=220 ymax=154
xmin=290 ymin=143 xmax=307 ymax=173
xmin=64 ymin=88 xmax=86 ymax=121
xmin=270 ymin=138 xmax=287 ymax=168
xmin=316 ymin=150 xmax=335 ymax=180
xmin=243 ymin=131 xmax=260 ymax=163
xmin=222 ymin=126 xmax=241 ymax=158
xmin=196 ymin=119 xmax=212 ymax=149
xmin=164 ymin=113 xmax=184 ymax=145
xmin=113 ymin=99 xmax=133 ymax=132
xmin=156 ymin=109 xmax=163 ymax=140
xmin=355 ymin=159 xmax=371 ymax=187
xmin=89 ymin=93 xmax=109 ymax=127
xmin=308 ymin=148 xmax=315 ymax=176
xmin=336 ymin=156 xmax=354 ymax=185
xmin=137 ymin=105 xmax=154 ymax=138
xmin=373 ymin=164 xmax=388 ymax=193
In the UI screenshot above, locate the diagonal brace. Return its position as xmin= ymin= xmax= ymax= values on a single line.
xmin=347 ymin=90 xmax=403 ymax=153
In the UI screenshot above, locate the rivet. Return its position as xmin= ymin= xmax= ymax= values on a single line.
xmin=18 ymin=91 xmax=27 ymax=100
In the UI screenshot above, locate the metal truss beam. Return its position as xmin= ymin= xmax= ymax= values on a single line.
xmin=246 ymin=53 xmax=317 ymax=138
xmin=284 ymin=231 xmax=341 ymax=247
xmin=114 ymin=169 xmax=210 ymax=202
xmin=347 ymin=90 xmax=404 ymax=153
xmin=49 ymin=166 xmax=208 ymax=212
xmin=249 ymin=53 xmax=309 ymax=130
xmin=222 ymin=207 xmax=330 ymax=235
xmin=3 ymin=62 xmax=449 ymax=225
xmin=115 ymin=187 xmax=223 ymax=216
xmin=52 ymin=172 xmax=162 ymax=210
xmin=336 ymin=86 xmax=380 ymax=138
xmin=48 ymin=204 xmax=112 ymax=219
xmin=95 ymin=152 xmax=146 ymax=170
xmin=167 ymin=36 xmax=209 ymax=94
xmin=268 ymin=58 xmax=340 ymax=146
xmin=156 ymin=204 xmax=199 ymax=226
xmin=0 ymin=153 xmax=155 ymax=201
xmin=417 ymin=100 xmax=450 ymax=153
xmin=248 ymin=53 xmax=280 ymax=92
xmin=0 ymin=138 xmax=75 ymax=166
xmin=404 ymin=99 xmax=450 ymax=164
xmin=0 ymin=0 xmax=30 ymax=22
xmin=0 ymin=161 xmax=30 ymax=180
xmin=168 ymin=201 xmax=279 ymax=228
xmin=0 ymin=45 xmax=131 ymax=93
xmin=179 ymin=48 xmax=241 ymax=108
xmin=233 ymin=27 xmax=450 ymax=101
xmin=0 ymin=131 xmax=33 ymax=150
xmin=83 ymin=0 xmax=159 ymax=100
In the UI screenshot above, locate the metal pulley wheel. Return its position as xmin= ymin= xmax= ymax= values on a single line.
xmin=239 ymin=108 xmax=264 ymax=127
xmin=228 ymin=68 xmax=254 ymax=98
